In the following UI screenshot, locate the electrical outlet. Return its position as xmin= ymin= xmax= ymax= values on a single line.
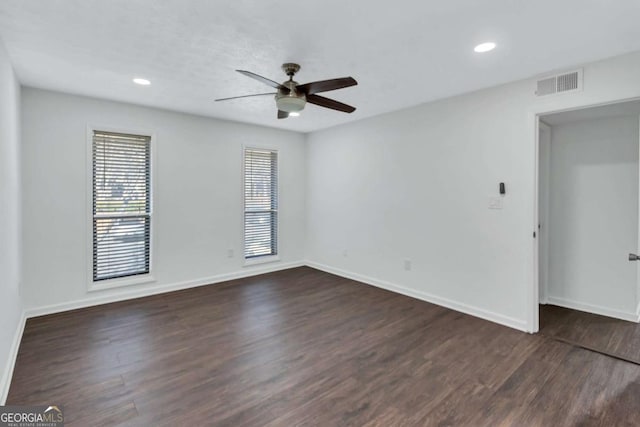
xmin=404 ymin=259 xmax=412 ymax=271
xmin=227 ymin=249 xmax=234 ymax=258
xmin=488 ymin=196 xmax=503 ymax=209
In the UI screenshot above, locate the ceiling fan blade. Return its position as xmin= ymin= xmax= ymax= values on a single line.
xmin=236 ymin=70 xmax=287 ymax=91
xmin=215 ymin=92 xmax=276 ymax=102
xmin=306 ymin=94 xmax=356 ymax=113
xmin=296 ymin=77 xmax=357 ymax=95
xmin=278 ymin=110 xmax=289 ymax=119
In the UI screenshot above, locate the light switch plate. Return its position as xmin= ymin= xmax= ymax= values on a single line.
xmin=489 ymin=196 xmax=503 ymax=209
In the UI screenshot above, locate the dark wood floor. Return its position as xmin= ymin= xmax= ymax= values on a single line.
xmin=540 ymin=304 xmax=640 ymax=364
xmin=8 ymin=267 xmax=640 ymax=426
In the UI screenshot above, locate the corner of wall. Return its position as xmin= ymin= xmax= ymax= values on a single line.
xmin=302 ymin=131 xmax=312 ymax=261
xmin=0 ymin=310 xmax=26 ymax=405
xmin=0 ymin=36 xmax=26 ymax=405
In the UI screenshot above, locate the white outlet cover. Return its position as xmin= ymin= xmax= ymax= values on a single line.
xmin=489 ymin=197 xmax=503 ymax=209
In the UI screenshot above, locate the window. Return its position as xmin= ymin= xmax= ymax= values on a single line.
xmin=244 ymin=148 xmax=278 ymax=259
xmin=92 ymin=130 xmax=151 ymax=281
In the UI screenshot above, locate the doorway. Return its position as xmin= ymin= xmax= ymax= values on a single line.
xmin=537 ymin=100 xmax=640 ymax=361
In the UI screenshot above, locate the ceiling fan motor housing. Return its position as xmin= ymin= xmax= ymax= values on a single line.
xmin=275 ymin=80 xmax=306 ymax=112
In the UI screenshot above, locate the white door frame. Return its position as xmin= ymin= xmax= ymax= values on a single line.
xmin=529 ymin=96 xmax=640 ymax=333
xmin=538 ymin=121 xmax=551 ymax=305
xmin=636 ymin=114 xmax=640 ymax=319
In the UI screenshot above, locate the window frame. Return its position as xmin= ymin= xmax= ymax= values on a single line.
xmin=242 ymin=145 xmax=280 ymax=266
xmin=86 ymin=125 xmax=156 ymax=291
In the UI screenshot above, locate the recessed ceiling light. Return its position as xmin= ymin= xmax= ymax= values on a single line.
xmin=133 ymin=78 xmax=151 ymax=85
xmin=289 ymin=112 xmax=300 ymax=117
xmin=474 ymin=42 xmax=496 ymax=53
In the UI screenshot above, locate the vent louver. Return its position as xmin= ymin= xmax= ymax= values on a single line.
xmin=535 ymin=69 xmax=582 ymax=96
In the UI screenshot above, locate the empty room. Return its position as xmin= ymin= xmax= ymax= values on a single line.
xmin=1 ymin=1 xmax=640 ymax=425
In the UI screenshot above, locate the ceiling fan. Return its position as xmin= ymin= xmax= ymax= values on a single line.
xmin=215 ymin=63 xmax=357 ymax=119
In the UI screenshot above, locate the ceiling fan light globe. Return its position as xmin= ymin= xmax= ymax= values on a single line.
xmin=275 ymin=95 xmax=306 ymax=113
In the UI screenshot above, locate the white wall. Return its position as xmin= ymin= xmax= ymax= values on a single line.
xmin=546 ymin=116 xmax=638 ymax=317
xmin=306 ymin=51 xmax=640 ymax=332
xmin=21 ymin=88 xmax=306 ymax=312
xmin=0 ymin=39 xmax=23 ymax=403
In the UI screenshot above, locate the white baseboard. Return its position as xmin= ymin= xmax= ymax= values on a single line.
xmin=546 ymin=296 xmax=640 ymax=323
xmin=305 ymin=261 xmax=529 ymax=332
xmin=25 ymin=261 xmax=304 ymax=318
xmin=0 ymin=310 xmax=26 ymax=405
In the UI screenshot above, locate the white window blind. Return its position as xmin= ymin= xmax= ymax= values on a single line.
xmin=244 ymin=148 xmax=278 ymax=258
xmin=93 ymin=130 xmax=151 ymax=281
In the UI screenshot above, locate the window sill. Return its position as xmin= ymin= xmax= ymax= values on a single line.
xmin=89 ymin=274 xmax=156 ymax=292
xmin=243 ymin=255 xmax=280 ymax=267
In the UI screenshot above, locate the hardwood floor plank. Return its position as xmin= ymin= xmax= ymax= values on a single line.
xmin=540 ymin=304 xmax=640 ymax=364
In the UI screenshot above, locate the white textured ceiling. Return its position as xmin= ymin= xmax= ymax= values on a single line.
xmin=1 ymin=1 xmax=640 ymax=133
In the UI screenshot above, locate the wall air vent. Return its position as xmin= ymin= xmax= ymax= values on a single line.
xmin=535 ymin=69 xmax=583 ymax=97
